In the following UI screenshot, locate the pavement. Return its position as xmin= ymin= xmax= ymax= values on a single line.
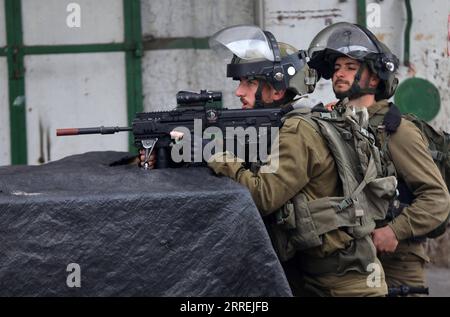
xmin=426 ymin=265 xmax=450 ymax=297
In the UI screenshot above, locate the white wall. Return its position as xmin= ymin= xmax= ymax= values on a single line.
xmin=399 ymin=0 xmax=449 ymax=131
xmin=24 ymin=53 xmax=128 ymax=164
xmin=143 ymin=49 xmax=241 ymax=111
xmin=0 ymin=0 xmax=9 ymax=165
xmin=22 ymin=0 xmax=124 ymax=45
xmin=19 ymin=0 xmax=128 ymax=165
xmin=0 ymin=57 xmax=9 ymax=166
xmin=141 ymin=0 xmax=254 ymax=38
xmin=141 ymin=0 xmax=255 ymax=111
xmin=366 ymin=0 xmax=404 ymax=59
xmin=265 ymin=0 xmax=357 ymax=50
xmin=365 ymin=0 xmax=449 ymax=131
xmin=0 ymin=0 xmax=6 ymax=47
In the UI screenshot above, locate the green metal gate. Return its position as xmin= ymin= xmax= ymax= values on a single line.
xmin=2 ymin=0 xmax=143 ymax=164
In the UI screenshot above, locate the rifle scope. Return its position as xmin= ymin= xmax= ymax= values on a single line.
xmin=176 ymin=90 xmax=222 ymax=105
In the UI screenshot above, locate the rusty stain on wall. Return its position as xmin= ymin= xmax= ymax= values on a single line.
xmin=448 ymin=14 xmax=450 ymax=56
xmin=273 ymin=9 xmax=341 ymax=14
xmin=415 ymin=33 xmax=434 ymax=41
xmin=270 ymin=8 xmax=342 ymax=23
xmin=375 ymin=33 xmax=387 ymax=42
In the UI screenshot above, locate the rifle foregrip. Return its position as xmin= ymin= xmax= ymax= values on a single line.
xmin=56 ymin=128 xmax=79 ymax=136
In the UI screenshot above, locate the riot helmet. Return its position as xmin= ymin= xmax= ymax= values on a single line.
xmin=209 ymin=25 xmax=317 ymax=107
xmin=308 ymin=22 xmax=399 ymax=100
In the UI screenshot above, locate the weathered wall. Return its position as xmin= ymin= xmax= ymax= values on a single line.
xmin=24 ymin=53 xmax=128 ymax=164
xmin=264 ymin=0 xmax=357 ymax=110
xmin=401 ymin=0 xmax=450 ymax=131
xmin=141 ymin=0 xmax=255 ymax=111
xmin=0 ymin=0 xmax=8 ymax=165
xmin=0 ymin=57 xmax=9 ymax=166
xmin=21 ymin=0 xmax=124 ymax=45
xmin=0 ymin=0 xmax=5 ymax=47
xmin=20 ymin=0 xmax=128 ymax=164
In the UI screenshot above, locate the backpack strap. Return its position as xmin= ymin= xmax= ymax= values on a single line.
xmin=368 ymin=103 xmax=399 ymax=178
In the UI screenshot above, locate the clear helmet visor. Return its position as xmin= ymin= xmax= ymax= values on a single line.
xmin=308 ymin=22 xmax=379 ymax=59
xmin=208 ymin=25 xmax=275 ymax=62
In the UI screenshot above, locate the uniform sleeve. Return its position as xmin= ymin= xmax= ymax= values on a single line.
xmin=387 ymin=119 xmax=450 ymax=240
xmin=207 ymin=118 xmax=324 ymax=216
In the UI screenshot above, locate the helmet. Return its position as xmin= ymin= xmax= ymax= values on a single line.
xmin=308 ymin=22 xmax=399 ymax=100
xmin=209 ymin=25 xmax=317 ymax=97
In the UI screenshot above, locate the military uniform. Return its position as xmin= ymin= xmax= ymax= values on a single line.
xmin=368 ymin=100 xmax=450 ymax=295
xmin=208 ymin=102 xmax=388 ymax=297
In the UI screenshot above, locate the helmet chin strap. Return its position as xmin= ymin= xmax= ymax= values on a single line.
xmin=334 ymin=63 xmax=376 ymax=100
xmin=253 ymin=81 xmax=265 ymax=109
xmin=253 ymin=80 xmax=287 ymax=108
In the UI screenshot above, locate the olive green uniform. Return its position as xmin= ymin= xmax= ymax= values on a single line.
xmin=368 ymin=100 xmax=450 ymax=295
xmin=208 ymin=108 xmax=388 ymax=297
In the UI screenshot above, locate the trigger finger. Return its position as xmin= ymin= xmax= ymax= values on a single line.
xmin=170 ymin=130 xmax=185 ymax=141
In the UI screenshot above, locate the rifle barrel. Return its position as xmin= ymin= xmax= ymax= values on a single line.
xmin=56 ymin=126 xmax=132 ymax=136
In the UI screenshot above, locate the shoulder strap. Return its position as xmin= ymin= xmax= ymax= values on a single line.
xmin=383 ymin=102 xmax=402 ymax=134
xmin=368 ymin=103 xmax=399 ymax=177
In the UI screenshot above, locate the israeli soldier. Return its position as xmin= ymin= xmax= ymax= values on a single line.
xmin=206 ymin=25 xmax=389 ymax=296
xmin=308 ymin=22 xmax=450 ymax=296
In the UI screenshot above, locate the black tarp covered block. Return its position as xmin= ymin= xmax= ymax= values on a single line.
xmin=0 ymin=151 xmax=292 ymax=296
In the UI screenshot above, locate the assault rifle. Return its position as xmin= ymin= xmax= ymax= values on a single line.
xmin=57 ymin=90 xmax=285 ymax=169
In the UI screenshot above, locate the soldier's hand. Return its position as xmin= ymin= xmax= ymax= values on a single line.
xmin=170 ymin=130 xmax=215 ymax=163
xmin=170 ymin=130 xmax=185 ymax=141
xmin=139 ymin=149 xmax=156 ymax=169
xmin=372 ymin=226 xmax=399 ymax=253
xmin=325 ymin=101 xmax=337 ymax=110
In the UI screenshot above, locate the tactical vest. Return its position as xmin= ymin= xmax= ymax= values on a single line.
xmin=266 ymin=103 xmax=397 ymax=271
xmin=369 ymin=102 xmax=450 ymax=239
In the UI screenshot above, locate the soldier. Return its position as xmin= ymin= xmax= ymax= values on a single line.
xmin=308 ymin=22 xmax=450 ymax=296
xmin=204 ymin=25 xmax=390 ymax=296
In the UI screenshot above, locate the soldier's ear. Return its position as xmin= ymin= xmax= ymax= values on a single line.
xmin=369 ymin=73 xmax=380 ymax=89
xmin=272 ymin=89 xmax=286 ymax=101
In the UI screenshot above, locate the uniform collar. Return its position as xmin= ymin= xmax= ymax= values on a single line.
xmin=367 ymin=99 xmax=390 ymax=117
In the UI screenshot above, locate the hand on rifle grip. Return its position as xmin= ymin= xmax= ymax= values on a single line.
xmin=139 ymin=150 xmax=156 ymax=169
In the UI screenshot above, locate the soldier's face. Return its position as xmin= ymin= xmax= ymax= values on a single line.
xmin=332 ymin=57 xmax=361 ymax=94
xmin=235 ymin=78 xmax=280 ymax=109
xmin=332 ymin=57 xmax=379 ymax=95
